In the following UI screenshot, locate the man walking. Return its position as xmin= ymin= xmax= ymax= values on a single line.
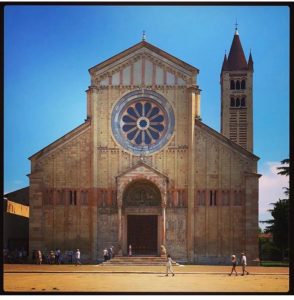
xmin=241 ymin=252 xmax=249 ymax=276
xmin=165 ymin=254 xmax=175 ymax=277
xmin=75 ymin=249 xmax=81 ymax=266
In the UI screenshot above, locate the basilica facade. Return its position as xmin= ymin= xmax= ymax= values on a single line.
xmin=29 ymin=29 xmax=260 ymax=264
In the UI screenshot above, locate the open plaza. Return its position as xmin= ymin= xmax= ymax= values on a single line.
xmin=3 ymin=264 xmax=289 ymax=293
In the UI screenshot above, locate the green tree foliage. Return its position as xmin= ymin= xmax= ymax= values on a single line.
xmin=276 ymin=158 xmax=290 ymax=176
xmin=260 ymin=158 xmax=289 ymax=260
xmin=276 ymin=158 xmax=289 ymax=195
xmin=263 ymin=199 xmax=289 ymax=259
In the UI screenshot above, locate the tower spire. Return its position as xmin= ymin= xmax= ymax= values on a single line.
xmin=142 ymin=30 xmax=146 ymax=41
xmin=226 ymin=25 xmax=247 ymax=71
xmin=234 ymin=19 xmax=239 ymax=35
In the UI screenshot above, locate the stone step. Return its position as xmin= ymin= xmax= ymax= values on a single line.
xmin=102 ymin=256 xmax=167 ymax=266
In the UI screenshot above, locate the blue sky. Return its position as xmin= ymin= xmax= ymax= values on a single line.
xmin=4 ymin=5 xmax=289 ymax=225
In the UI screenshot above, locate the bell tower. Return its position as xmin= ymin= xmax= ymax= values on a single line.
xmin=220 ymin=26 xmax=254 ymax=152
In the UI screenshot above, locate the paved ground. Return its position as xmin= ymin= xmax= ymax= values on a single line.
xmin=3 ymin=264 xmax=290 ymax=293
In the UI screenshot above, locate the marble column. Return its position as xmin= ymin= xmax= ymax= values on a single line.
xmin=162 ymin=206 xmax=166 ymax=246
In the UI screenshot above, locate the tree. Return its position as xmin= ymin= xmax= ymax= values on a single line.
xmin=276 ymin=158 xmax=290 ymax=176
xmin=263 ymin=199 xmax=289 ymax=259
xmin=276 ymin=158 xmax=289 ymax=196
xmin=260 ymin=158 xmax=289 ymax=260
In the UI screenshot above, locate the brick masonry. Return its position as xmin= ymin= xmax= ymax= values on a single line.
xmin=29 ymin=41 xmax=260 ymax=264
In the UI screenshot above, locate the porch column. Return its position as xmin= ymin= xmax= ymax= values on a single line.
xmin=161 ymin=190 xmax=167 ymax=247
xmin=117 ymin=183 xmax=123 ymax=256
xmin=162 ymin=206 xmax=166 ymax=246
xmin=118 ymin=207 xmax=122 ymax=247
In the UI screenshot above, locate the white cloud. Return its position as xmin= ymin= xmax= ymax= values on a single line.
xmin=259 ymin=161 xmax=289 ymax=229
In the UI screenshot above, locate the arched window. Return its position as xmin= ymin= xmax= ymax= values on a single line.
xmin=241 ymin=97 xmax=246 ymax=107
xmin=236 ymin=98 xmax=240 ymax=107
xmin=230 ymin=80 xmax=235 ymax=90
xmin=236 ymin=80 xmax=240 ymax=90
xmin=230 ymin=97 xmax=235 ymax=107
xmin=241 ymin=79 xmax=246 ymax=89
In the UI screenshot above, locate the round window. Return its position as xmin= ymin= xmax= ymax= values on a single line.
xmin=111 ymin=90 xmax=175 ymax=155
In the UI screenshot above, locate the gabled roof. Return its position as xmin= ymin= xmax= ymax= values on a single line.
xmin=116 ymin=160 xmax=168 ymax=180
xmin=29 ymin=121 xmax=91 ymax=160
xmin=195 ymin=119 xmax=259 ymax=161
xmin=89 ymin=40 xmax=199 ymax=75
xmin=226 ymin=31 xmax=248 ymax=71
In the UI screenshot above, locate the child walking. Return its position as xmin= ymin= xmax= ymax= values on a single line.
xmin=165 ymin=254 xmax=175 ymax=277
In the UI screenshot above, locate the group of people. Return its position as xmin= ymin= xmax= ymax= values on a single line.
xmin=103 ymin=246 xmax=114 ymax=261
xmin=5 ymin=246 xmax=250 ymax=276
xmin=3 ymin=248 xmax=28 ymax=264
xmin=31 ymin=248 xmax=81 ymax=265
xmin=229 ymin=252 xmax=250 ymax=276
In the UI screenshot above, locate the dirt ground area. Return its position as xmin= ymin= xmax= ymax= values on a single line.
xmin=3 ymin=264 xmax=290 ymax=293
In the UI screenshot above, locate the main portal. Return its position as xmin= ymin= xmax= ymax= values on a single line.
xmin=127 ymin=215 xmax=158 ymax=255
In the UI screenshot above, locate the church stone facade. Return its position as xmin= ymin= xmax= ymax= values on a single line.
xmin=29 ymin=30 xmax=260 ymax=264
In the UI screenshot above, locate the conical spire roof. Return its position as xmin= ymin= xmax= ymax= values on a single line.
xmin=248 ymin=51 xmax=254 ymax=71
xmin=226 ymin=31 xmax=248 ymax=71
xmin=221 ymin=53 xmax=229 ymax=71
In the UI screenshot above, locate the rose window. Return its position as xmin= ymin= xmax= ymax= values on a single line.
xmin=111 ymin=89 xmax=175 ymax=155
xmin=121 ymin=101 xmax=165 ymax=146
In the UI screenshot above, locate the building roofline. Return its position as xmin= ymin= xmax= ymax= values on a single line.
xmin=89 ymin=40 xmax=199 ymax=75
xmin=28 ymin=120 xmax=91 ymax=160
xmin=195 ymin=119 xmax=259 ymax=161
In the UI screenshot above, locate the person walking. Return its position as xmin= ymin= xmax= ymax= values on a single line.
xmin=75 ymin=249 xmax=81 ymax=266
xmin=229 ymin=254 xmax=238 ymax=276
xmin=165 ymin=254 xmax=175 ymax=277
xmin=240 ymin=252 xmax=249 ymax=276
xmin=37 ymin=250 xmax=42 ymax=265
xmin=128 ymin=245 xmax=132 ymax=257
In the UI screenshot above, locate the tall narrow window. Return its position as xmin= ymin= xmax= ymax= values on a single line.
xmin=241 ymin=97 xmax=246 ymax=107
xmin=210 ymin=190 xmax=217 ymax=206
xmin=230 ymin=80 xmax=235 ymax=90
xmin=74 ymin=191 xmax=77 ymax=205
xmin=230 ymin=97 xmax=235 ymax=107
xmin=236 ymin=80 xmax=240 ymax=90
xmin=241 ymin=79 xmax=246 ymax=89
xmin=236 ymin=98 xmax=240 ymax=107
xmin=69 ymin=190 xmax=73 ymax=205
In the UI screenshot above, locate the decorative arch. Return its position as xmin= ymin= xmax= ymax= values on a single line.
xmin=122 ymin=179 xmax=161 ymax=207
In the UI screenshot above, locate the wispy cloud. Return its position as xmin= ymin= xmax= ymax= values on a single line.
xmin=259 ymin=161 xmax=289 ymax=228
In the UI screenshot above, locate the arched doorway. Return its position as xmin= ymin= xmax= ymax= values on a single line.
xmin=122 ymin=180 xmax=161 ymax=255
